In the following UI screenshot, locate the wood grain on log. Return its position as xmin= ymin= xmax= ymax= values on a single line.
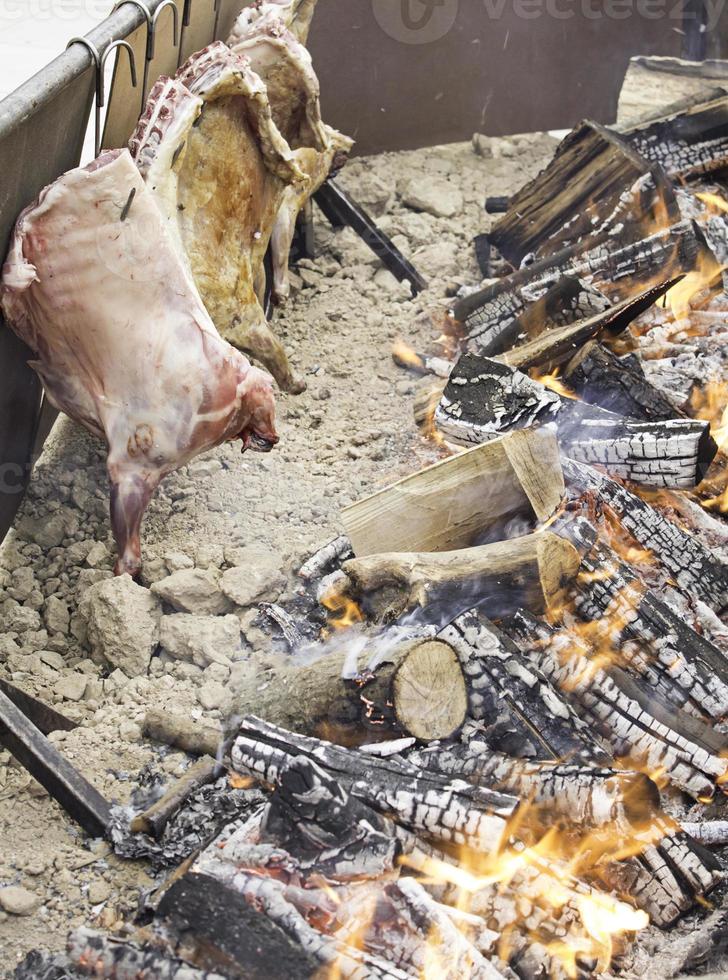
xmin=328 ymin=531 xmax=580 ymax=622
xmin=342 ymin=427 xmax=564 ymax=557
xmin=563 ymin=458 xmax=728 ymax=612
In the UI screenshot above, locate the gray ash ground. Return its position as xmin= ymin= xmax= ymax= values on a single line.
xmin=2 ymin=130 xmax=728 ymax=979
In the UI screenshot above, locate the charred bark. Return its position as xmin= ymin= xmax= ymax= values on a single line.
xmin=625 ymin=95 xmax=728 ymax=179
xmin=436 ymin=354 xmax=717 ymax=489
xmin=562 ymin=457 xmax=728 ymax=612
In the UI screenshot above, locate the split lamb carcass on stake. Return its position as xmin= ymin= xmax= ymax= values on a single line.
xmin=228 ymin=1 xmax=354 ymax=305
xmin=131 ymin=43 xmax=310 ymax=393
xmin=0 ymin=149 xmax=278 ymax=578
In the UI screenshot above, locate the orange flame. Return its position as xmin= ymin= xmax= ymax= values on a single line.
xmin=320 ymin=590 xmax=365 ymax=631
xmin=392 ymin=338 xmax=426 ymax=373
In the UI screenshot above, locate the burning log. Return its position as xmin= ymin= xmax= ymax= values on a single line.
xmin=453 ymin=219 xmax=703 ymax=337
xmin=495 ymin=279 xmax=675 ymax=371
xmin=624 ymin=94 xmax=728 ymax=179
xmin=562 ymin=520 xmax=728 ymax=722
xmin=682 ymin=820 xmax=728 ymax=846
xmin=454 ymin=274 xmax=611 ymax=360
xmin=230 ymin=637 xmax=469 ymax=743
xmin=562 ymin=458 xmax=728 ymax=612
xmin=504 ymin=610 xmax=728 ymax=801
xmin=341 ymin=428 xmax=564 ymax=558
xmin=409 ymin=744 xmax=660 ymax=831
xmin=68 ymin=927 xmax=228 ymax=979
xmin=437 ymin=609 xmax=606 ymax=762
xmin=324 ymin=531 xmax=580 ymax=623
xmin=488 ymin=121 xmax=679 ymax=266
xmin=436 ymin=354 xmax=717 ymax=489
xmin=561 ymin=340 xmax=686 ymax=422
xmin=230 ymin=716 xmax=518 ymax=852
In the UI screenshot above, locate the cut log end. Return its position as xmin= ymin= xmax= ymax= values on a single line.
xmin=537 ymin=532 xmax=581 ymax=610
xmin=393 ymin=640 xmax=468 ymax=742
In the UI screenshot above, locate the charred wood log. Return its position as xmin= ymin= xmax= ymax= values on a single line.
xmin=155 ymin=873 xmax=322 ymax=980
xmin=436 ymin=354 xmax=717 ymax=489
xmin=342 ymin=427 xmax=564 ymax=557
xmin=409 ymin=743 xmax=660 ymax=831
xmin=324 ymin=531 xmax=580 ymax=623
xmin=624 ymin=95 xmax=728 ymax=179
xmin=230 ymin=716 xmax=518 ymax=852
xmin=231 ymin=637 xmax=468 ymax=746
xmin=453 ymin=220 xmax=703 ymax=338
xmin=489 ymin=121 xmax=679 ymax=266
xmin=130 ymin=756 xmax=220 ymax=840
xmin=682 ymin=820 xmax=728 ymax=846
xmin=562 ymin=341 xmax=686 ymax=422
xmin=503 ymin=610 xmax=728 ymax=800
xmin=562 ymin=458 xmax=728 ymax=612
xmin=67 ymin=927 xmax=227 ymax=980
xmin=454 ymin=274 xmax=610 ymax=360
xmin=437 ymin=609 xmax=606 ymax=762
xmin=562 ymin=519 xmax=728 ymax=721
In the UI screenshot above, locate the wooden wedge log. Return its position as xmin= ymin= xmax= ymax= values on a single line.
xmin=324 ymin=531 xmax=580 ymax=623
xmin=342 ymin=427 xmax=564 ymax=558
xmin=563 ymin=457 xmax=728 ymax=612
xmin=436 ymin=354 xmax=717 ymax=489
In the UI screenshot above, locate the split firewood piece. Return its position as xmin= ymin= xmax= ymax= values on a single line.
xmin=67 ymin=927 xmax=226 ymax=980
xmin=437 ymin=609 xmax=606 ymax=763
xmin=436 ymin=353 xmax=717 ymax=489
xmin=453 ymin=274 xmax=611 ymax=359
xmin=130 ymin=45 xmax=308 ymax=393
xmin=158 ymin=870 xmax=400 ymax=980
xmin=624 ymin=94 xmax=728 ymax=179
xmin=409 ymin=744 xmax=660 ymax=831
xmin=297 ymin=534 xmax=353 ymax=581
xmin=682 ymin=821 xmax=728 ymax=847
xmin=505 ymin=610 xmax=728 ymax=801
xmin=325 ymin=531 xmax=580 ymax=623
xmin=488 ymin=120 xmax=679 ymax=267
xmin=562 ymin=519 xmax=728 ymax=722
xmin=342 ymin=427 xmax=564 ymax=558
xmin=230 ymin=637 xmax=468 ymax=743
xmin=230 ymin=716 xmax=518 ymax=852
xmin=563 ymin=457 xmax=728 ymax=612
xmin=453 ymin=219 xmax=703 ymax=338
xmin=496 ymin=279 xmax=676 ymax=372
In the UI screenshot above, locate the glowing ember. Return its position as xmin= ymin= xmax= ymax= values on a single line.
xmin=392 ymin=338 xmax=426 ymax=372
xmin=531 ymin=367 xmax=576 ymax=400
xmin=228 ymin=773 xmax=254 ymax=790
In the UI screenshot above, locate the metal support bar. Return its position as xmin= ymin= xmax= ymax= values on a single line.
xmin=0 ymin=680 xmax=77 ymax=737
xmin=313 ymin=178 xmax=428 ymax=296
xmin=0 ymin=689 xmax=112 ymax=838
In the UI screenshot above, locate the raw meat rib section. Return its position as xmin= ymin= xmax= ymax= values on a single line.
xmin=0 ymin=149 xmax=277 ymax=577
xmin=131 ymin=43 xmax=308 ymax=393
